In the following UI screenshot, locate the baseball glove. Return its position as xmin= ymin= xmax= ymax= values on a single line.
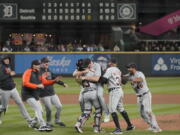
xmin=121 ymin=75 xmax=129 ymax=85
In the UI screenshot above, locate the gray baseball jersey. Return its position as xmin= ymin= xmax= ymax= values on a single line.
xmin=103 ymin=66 xmax=124 ymax=113
xmin=128 ymin=71 xmax=160 ymax=130
xmin=128 ymin=71 xmax=149 ymax=95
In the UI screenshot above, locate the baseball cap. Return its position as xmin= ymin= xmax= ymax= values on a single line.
xmin=1 ymin=55 xmax=11 ymax=62
xmin=31 ymin=60 xmax=41 ymax=66
xmin=83 ymin=58 xmax=91 ymax=68
xmin=41 ymin=57 xmax=50 ymax=63
xmin=126 ymin=63 xmax=137 ymax=69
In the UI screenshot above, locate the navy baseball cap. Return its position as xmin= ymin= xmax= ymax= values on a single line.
xmin=31 ymin=60 xmax=41 ymax=66
xmin=41 ymin=57 xmax=50 ymax=63
xmin=126 ymin=63 xmax=137 ymax=69
xmin=83 ymin=58 xmax=91 ymax=68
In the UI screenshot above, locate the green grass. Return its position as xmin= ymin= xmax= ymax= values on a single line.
xmin=1 ymin=76 xmax=179 ymax=135
xmin=14 ymin=77 xmax=180 ymax=94
xmin=0 ymin=104 xmax=180 ymax=135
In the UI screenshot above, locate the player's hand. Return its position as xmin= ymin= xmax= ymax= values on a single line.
xmin=80 ymin=76 xmax=86 ymax=80
xmin=82 ymin=68 xmax=89 ymax=74
xmin=54 ymin=76 xmax=61 ymax=82
xmin=37 ymin=84 xmax=44 ymax=89
xmin=63 ymin=83 xmax=68 ymax=88
xmin=10 ymin=71 xmax=16 ymax=76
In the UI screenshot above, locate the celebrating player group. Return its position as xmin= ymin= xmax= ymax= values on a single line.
xmin=0 ymin=55 xmax=162 ymax=134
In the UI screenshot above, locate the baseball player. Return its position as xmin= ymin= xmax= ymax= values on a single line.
xmin=39 ymin=57 xmax=67 ymax=127
xmin=22 ymin=59 xmax=61 ymax=131
xmin=81 ymin=59 xmax=134 ymax=134
xmin=0 ymin=55 xmax=34 ymax=127
xmin=125 ymin=63 xmax=162 ymax=133
xmin=73 ymin=58 xmax=110 ymax=122
xmin=73 ymin=58 xmax=102 ymax=133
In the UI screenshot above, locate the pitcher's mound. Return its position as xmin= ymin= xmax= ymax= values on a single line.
xmin=101 ymin=114 xmax=180 ymax=130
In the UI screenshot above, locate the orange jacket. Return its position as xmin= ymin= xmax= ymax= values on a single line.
xmin=22 ymin=69 xmax=55 ymax=90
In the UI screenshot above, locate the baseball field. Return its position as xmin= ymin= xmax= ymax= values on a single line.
xmin=0 ymin=77 xmax=180 ymax=135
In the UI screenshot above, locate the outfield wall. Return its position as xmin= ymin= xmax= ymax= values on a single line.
xmin=0 ymin=52 xmax=180 ymax=76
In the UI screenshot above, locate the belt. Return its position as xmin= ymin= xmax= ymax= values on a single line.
xmin=82 ymin=90 xmax=95 ymax=94
xmin=108 ymin=87 xmax=120 ymax=92
xmin=137 ymin=91 xmax=149 ymax=97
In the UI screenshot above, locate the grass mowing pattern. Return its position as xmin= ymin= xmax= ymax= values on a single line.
xmin=0 ymin=104 xmax=180 ymax=135
xmin=14 ymin=77 xmax=180 ymax=94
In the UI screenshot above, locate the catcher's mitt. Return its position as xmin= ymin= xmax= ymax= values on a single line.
xmin=121 ymin=75 xmax=129 ymax=85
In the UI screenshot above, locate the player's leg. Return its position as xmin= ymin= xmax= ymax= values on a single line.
xmin=0 ymin=89 xmax=11 ymax=124
xmin=0 ymin=94 xmax=2 ymax=124
xmin=109 ymin=90 xmax=122 ymax=134
xmin=75 ymin=93 xmax=91 ymax=133
xmin=116 ymin=91 xmax=134 ymax=131
xmin=92 ymin=92 xmax=102 ymax=133
xmin=41 ymin=96 xmax=52 ymax=126
xmin=0 ymin=90 xmax=9 ymax=124
xmin=51 ymin=94 xmax=66 ymax=127
xmin=142 ymin=93 xmax=162 ymax=132
xmin=79 ymin=89 xmax=84 ymax=112
xmin=26 ymin=98 xmax=48 ymax=129
xmin=11 ymin=88 xmax=32 ymax=122
xmin=97 ymin=85 xmax=110 ymax=122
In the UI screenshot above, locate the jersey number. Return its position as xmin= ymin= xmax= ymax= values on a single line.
xmin=82 ymin=80 xmax=90 ymax=88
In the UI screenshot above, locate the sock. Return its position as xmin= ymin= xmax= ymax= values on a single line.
xmin=120 ymin=111 xmax=132 ymax=126
xmin=111 ymin=112 xmax=120 ymax=129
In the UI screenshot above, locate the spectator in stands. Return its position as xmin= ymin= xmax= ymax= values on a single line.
xmin=24 ymin=45 xmax=31 ymax=52
xmin=2 ymin=45 xmax=12 ymax=52
xmin=97 ymin=43 xmax=105 ymax=51
xmin=113 ymin=44 xmax=121 ymax=51
xmin=66 ymin=42 xmax=73 ymax=52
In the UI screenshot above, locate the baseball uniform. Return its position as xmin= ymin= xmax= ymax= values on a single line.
xmin=103 ymin=66 xmax=134 ymax=132
xmin=74 ymin=69 xmax=102 ymax=133
xmin=128 ymin=71 xmax=161 ymax=132
xmin=0 ymin=56 xmax=32 ymax=126
xmin=39 ymin=66 xmax=65 ymax=127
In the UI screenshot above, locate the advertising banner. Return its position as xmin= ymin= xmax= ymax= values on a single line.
xmin=15 ymin=54 xmax=111 ymax=74
xmin=140 ymin=10 xmax=180 ymax=35
xmin=152 ymin=54 xmax=180 ymax=75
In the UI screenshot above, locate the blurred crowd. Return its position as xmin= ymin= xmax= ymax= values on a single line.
xmin=1 ymin=31 xmax=180 ymax=52
xmin=134 ymin=40 xmax=180 ymax=51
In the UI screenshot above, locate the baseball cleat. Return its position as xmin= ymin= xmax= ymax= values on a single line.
xmin=74 ymin=123 xmax=83 ymax=133
xmin=38 ymin=125 xmax=53 ymax=132
xmin=104 ymin=114 xmax=110 ymax=122
xmin=55 ymin=122 xmax=66 ymax=127
xmin=110 ymin=128 xmax=123 ymax=134
xmin=46 ymin=123 xmax=54 ymax=128
xmin=126 ymin=125 xmax=135 ymax=131
xmin=28 ymin=117 xmax=38 ymax=129
xmin=152 ymin=128 xmax=162 ymax=133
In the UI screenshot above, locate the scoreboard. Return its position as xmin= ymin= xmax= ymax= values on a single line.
xmin=0 ymin=0 xmax=136 ymax=22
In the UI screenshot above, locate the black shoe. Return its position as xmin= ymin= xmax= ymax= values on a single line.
xmin=55 ymin=122 xmax=66 ymax=127
xmin=38 ymin=126 xmax=53 ymax=132
xmin=111 ymin=128 xmax=123 ymax=134
xmin=46 ymin=123 xmax=54 ymax=128
xmin=126 ymin=125 xmax=135 ymax=131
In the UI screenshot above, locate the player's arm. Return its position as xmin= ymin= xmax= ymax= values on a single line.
xmin=51 ymin=72 xmax=68 ymax=87
xmin=73 ymin=69 xmax=89 ymax=77
xmin=23 ymin=69 xmax=41 ymax=89
xmin=132 ymin=77 xmax=143 ymax=82
xmin=80 ymin=76 xmax=108 ymax=84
